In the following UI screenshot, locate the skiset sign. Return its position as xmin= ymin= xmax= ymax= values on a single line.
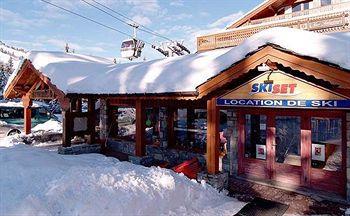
xmin=217 ymin=71 xmax=350 ymax=109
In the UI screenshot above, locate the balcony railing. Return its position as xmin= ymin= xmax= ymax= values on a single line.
xmin=197 ymin=2 xmax=350 ymax=52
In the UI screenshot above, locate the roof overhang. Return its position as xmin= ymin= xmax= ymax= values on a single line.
xmin=3 ymin=59 xmax=68 ymax=106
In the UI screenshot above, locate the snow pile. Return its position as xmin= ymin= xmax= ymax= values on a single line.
xmin=0 ymin=144 xmax=245 ymax=215
xmin=5 ymin=27 xmax=349 ymax=95
xmin=32 ymin=119 xmax=62 ymax=133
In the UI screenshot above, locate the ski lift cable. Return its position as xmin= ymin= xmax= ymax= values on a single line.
xmin=40 ymin=0 xmax=154 ymax=46
xmin=89 ymin=0 xmax=175 ymax=42
xmin=83 ymin=0 xmax=176 ymax=43
xmin=41 ymin=0 xmax=171 ymax=57
xmin=81 ymin=0 xmax=133 ymax=29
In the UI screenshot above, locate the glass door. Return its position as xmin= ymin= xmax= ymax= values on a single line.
xmin=273 ymin=116 xmax=302 ymax=185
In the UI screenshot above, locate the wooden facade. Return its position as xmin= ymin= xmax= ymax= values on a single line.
xmin=197 ymin=0 xmax=350 ymax=51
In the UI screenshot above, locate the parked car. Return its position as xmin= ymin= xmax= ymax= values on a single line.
xmin=0 ymin=101 xmax=58 ymax=138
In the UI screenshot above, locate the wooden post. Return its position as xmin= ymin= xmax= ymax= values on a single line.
xmin=136 ymin=100 xmax=146 ymax=156
xmin=167 ymin=107 xmax=176 ymax=148
xmin=87 ymin=98 xmax=96 ymax=144
xmin=266 ymin=115 xmax=275 ymax=180
xmin=301 ymin=116 xmax=311 ymax=186
xmin=206 ymin=97 xmax=220 ymax=174
xmin=22 ymin=96 xmax=32 ymax=135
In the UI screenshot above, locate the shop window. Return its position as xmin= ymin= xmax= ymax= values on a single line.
xmin=304 ymin=2 xmax=310 ymax=10
xmin=321 ymin=0 xmax=332 ymax=6
xmin=244 ymin=114 xmax=267 ymax=160
xmin=275 ymin=116 xmax=301 ymax=166
xmin=311 ymin=117 xmax=342 ymax=171
xmin=113 ymin=107 xmax=136 ymax=141
xmin=174 ymin=109 xmax=208 ymax=152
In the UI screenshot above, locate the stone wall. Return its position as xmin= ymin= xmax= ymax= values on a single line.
xmin=58 ymin=143 xmax=101 ymax=155
xmin=107 ymin=139 xmax=135 ymax=155
xmin=347 ymin=113 xmax=350 ymax=202
xmin=225 ymin=109 xmax=238 ymax=175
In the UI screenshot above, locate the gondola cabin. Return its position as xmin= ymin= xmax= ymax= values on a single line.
xmin=120 ymin=38 xmax=145 ymax=60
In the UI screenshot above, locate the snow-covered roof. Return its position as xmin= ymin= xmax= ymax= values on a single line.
xmin=5 ymin=27 xmax=350 ymax=95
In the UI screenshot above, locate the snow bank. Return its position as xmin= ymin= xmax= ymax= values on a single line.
xmin=0 ymin=100 xmax=44 ymax=108
xmin=32 ymin=119 xmax=62 ymax=133
xmin=6 ymin=27 xmax=348 ymax=95
xmin=0 ymin=144 xmax=245 ymax=215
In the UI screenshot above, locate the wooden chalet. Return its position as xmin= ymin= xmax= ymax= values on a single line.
xmin=197 ymin=0 xmax=350 ymax=51
xmin=3 ymin=5 xmax=350 ymax=202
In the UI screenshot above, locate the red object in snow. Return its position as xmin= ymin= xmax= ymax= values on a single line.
xmin=172 ymin=157 xmax=201 ymax=179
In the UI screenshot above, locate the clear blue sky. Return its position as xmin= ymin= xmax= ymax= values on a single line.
xmin=0 ymin=0 xmax=262 ymax=61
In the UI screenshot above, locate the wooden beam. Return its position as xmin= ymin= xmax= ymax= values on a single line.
xmin=135 ymin=100 xmax=146 ymax=156
xmin=301 ymin=116 xmax=311 ymax=186
xmin=266 ymin=114 xmax=275 ymax=180
xmin=206 ymin=97 xmax=220 ymax=174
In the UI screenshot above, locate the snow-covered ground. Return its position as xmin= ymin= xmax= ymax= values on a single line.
xmin=0 ymin=141 xmax=245 ymax=215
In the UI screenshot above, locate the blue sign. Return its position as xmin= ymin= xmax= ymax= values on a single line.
xmin=217 ymin=99 xmax=350 ymax=109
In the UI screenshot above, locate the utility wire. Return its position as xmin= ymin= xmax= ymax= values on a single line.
xmin=40 ymin=0 xmax=154 ymax=46
xmin=89 ymin=0 xmax=175 ymax=42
